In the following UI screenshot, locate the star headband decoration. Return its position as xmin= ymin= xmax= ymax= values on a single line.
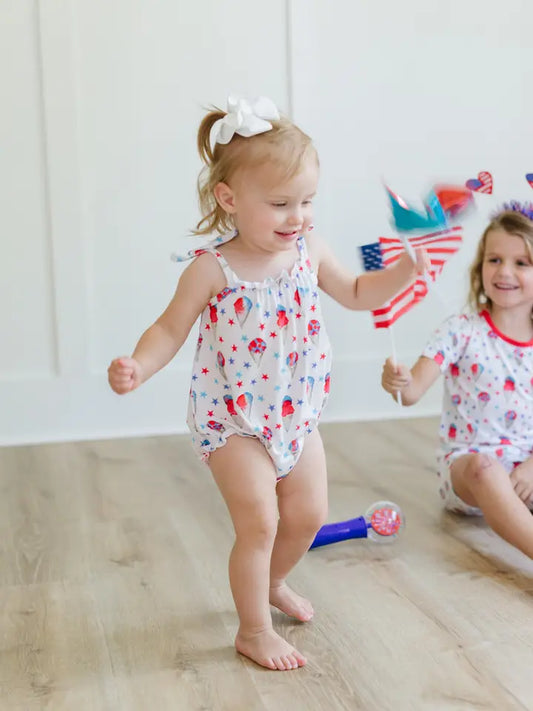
xmin=492 ymin=201 xmax=533 ymax=222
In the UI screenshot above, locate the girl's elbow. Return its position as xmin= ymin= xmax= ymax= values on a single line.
xmin=389 ymin=389 xmax=419 ymax=406
xmin=402 ymin=396 xmax=419 ymax=407
xmin=402 ymin=389 xmax=422 ymax=406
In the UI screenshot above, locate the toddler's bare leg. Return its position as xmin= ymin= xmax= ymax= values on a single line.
xmin=451 ymin=453 xmax=533 ymax=559
xmin=209 ymin=435 xmax=306 ymax=670
xmin=269 ymin=428 xmax=328 ymax=621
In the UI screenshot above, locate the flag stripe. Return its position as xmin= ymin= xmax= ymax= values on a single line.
xmin=358 ymin=225 xmax=463 ymax=329
xmin=372 ymin=280 xmax=425 ymax=315
xmin=373 ymin=288 xmax=425 ymax=328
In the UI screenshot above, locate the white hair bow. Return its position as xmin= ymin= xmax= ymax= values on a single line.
xmin=210 ymin=95 xmax=280 ymax=148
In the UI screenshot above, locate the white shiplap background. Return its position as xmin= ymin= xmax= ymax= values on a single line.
xmin=2 ymin=0 xmax=533 ymax=445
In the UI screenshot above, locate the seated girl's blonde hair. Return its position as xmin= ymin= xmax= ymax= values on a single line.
xmin=194 ymin=108 xmax=318 ymax=236
xmin=468 ymin=209 xmax=533 ymax=313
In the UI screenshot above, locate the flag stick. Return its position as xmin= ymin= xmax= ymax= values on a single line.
xmin=389 ymin=324 xmax=403 ymax=406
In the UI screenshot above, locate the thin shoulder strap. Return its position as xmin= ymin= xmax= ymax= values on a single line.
xmin=209 ymin=246 xmax=238 ymax=285
xmin=171 ymin=231 xmax=239 ymax=285
xmin=296 ymin=234 xmax=313 ymax=270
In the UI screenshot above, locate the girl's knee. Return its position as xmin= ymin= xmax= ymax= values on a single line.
xmin=312 ymin=503 xmax=329 ymax=532
xmin=463 ymin=453 xmax=496 ymax=486
xmin=234 ymin=509 xmax=278 ymax=547
xmin=282 ymin=503 xmax=328 ymax=538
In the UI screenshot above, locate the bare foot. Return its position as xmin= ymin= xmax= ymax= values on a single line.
xmin=235 ymin=628 xmax=306 ymax=670
xmin=269 ymin=583 xmax=314 ymax=622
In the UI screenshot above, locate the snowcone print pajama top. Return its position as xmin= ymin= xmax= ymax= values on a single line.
xmin=174 ymin=231 xmax=332 ymax=478
xmin=423 ymin=310 xmax=533 ymax=512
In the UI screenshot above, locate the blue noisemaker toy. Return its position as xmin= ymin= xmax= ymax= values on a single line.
xmin=310 ymin=501 xmax=404 ymax=549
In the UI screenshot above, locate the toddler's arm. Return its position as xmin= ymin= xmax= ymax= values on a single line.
xmin=108 ymin=253 xmax=223 ymax=394
xmin=381 ymin=355 xmax=440 ymax=406
xmin=308 ymin=233 xmax=429 ymax=311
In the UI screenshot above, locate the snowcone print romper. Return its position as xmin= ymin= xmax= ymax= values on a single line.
xmin=173 ymin=231 xmax=333 ymax=478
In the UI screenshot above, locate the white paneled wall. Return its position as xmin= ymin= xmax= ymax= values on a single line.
xmin=1 ymin=0 xmax=289 ymax=444
xmin=2 ymin=0 xmax=533 ymax=445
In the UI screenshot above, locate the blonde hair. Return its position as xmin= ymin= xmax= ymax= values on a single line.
xmin=468 ymin=210 xmax=533 ymax=313
xmin=193 ymin=107 xmax=318 ymax=236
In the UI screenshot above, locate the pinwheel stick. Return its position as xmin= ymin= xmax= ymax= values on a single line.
xmin=389 ymin=325 xmax=402 ymax=406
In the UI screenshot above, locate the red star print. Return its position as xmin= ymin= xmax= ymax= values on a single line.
xmin=259 ymin=323 xmax=265 ymax=330
xmin=228 ymin=319 xmax=235 ymax=326
xmin=232 ymin=344 xmax=238 ymax=352
xmin=219 ymin=337 xmax=224 ymax=343
xmin=303 ymin=337 xmax=308 ymax=344
xmin=276 ymin=423 xmax=282 ymax=429
xmin=296 ymin=312 xmax=302 ymax=319
xmin=237 ymin=380 xmax=243 ymax=387
xmin=201 ymin=367 xmax=209 ymax=374
xmin=310 ymin=304 xmax=316 ymax=312
xmin=262 ymin=374 xmax=269 ymax=380
xmin=205 ymin=324 xmax=211 ymax=330
xmin=207 ymin=410 xmax=214 ymax=416
xmin=264 ymin=414 xmax=269 ymax=421
xmin=320 ymin=353 xmax=326 ymax=360
xmin=269 ymin=332 xmax=277 ymax=338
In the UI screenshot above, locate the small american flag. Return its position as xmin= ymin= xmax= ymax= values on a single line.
xmin=359 ymin=226 xmax=462 ymax=329
xmin=360 ymin=242 xmax=385 ymax=271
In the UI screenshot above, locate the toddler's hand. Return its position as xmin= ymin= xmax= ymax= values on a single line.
xmin=108 ymin=356 xmax=143 ymax=394
xmin=381 ymin=357 xmax=412 ymax=394
xmin=510 ymin=461 xmax=533 ymax=505
xmin=414 ymin=247 xmax=431 ymax=275
xmin=396 ymin=248 xmax=430 ymax=280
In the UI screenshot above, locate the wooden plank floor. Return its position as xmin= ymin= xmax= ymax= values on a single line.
xmin=2 ymin=417 xmax=533 ymax=710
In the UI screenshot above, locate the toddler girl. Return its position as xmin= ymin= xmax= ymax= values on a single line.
xmin=109 ymin=95 xmax=426 ymax=670
xmin=382 ymin=203 xmax=533 ymax=560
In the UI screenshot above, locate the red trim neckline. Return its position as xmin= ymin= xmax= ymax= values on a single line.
xmin=480 ymin=310 xmax=533 ymax=347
